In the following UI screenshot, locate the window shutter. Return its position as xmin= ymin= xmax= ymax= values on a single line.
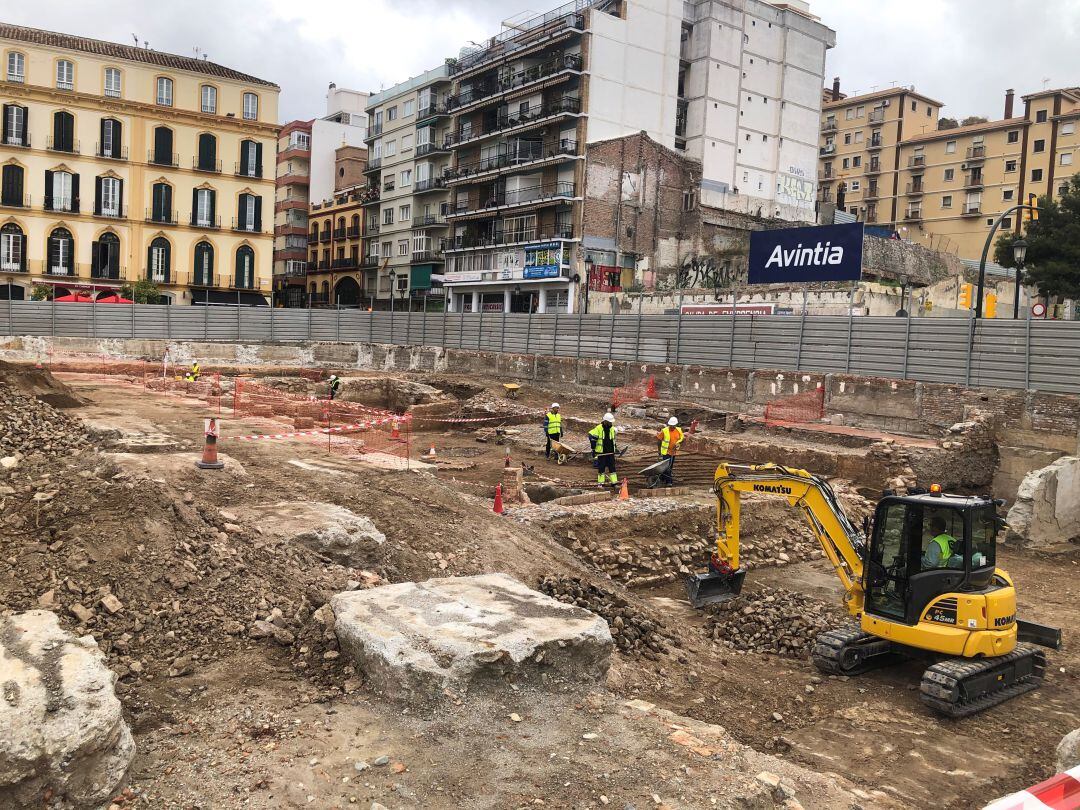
xmin=117 ymin=178 xmax=124 ymax=216
xmin=19 ymin=106 xmax=28 ymax=143
xmin=18 ymin=234 xmax=26 ymax=272
xmin=146 ymin=243 xmax=153 ymax=277
xmin=209 ymin=190 xmax=216 ymax=225
xmin=94 ymin=177 xmax=102 ymax=216
xmin=53 ymin=112 xmax=62 ymax=148
xmin=113 ymin=120 xmax=122 ymax=156
xmin=152 ymin=185 xmax=163 ymax=221
xmin=254 ymin=196 xmax=262 ymax=232
xmin=239 ymin=141 xmax=249 ymax=176
xmin=44 ymin=170 xmax=53 ymax=211
xmin=255 ymin=142 xmax=263 ymax=177
xmin=163 ymin=184 xmax=172 ymax=221
xmin=1 ymin=104 xmax=8 ymax=143
xmin=99 ymin=118 xmax=106 ymax=156
xmin=48 ymin=233 xmax=59 ymax=269
xmin=155 ymin=127 xmax=172 ymax=164
xmin=71 ymin=174 xmax=79 ymax=213
xmin=192 ymin=188 xmax=198 ymax=225
xmin=91 ymin=240 xmax=100 ymax=274
xmin=163 ymin=242 xmax=171 ymax=281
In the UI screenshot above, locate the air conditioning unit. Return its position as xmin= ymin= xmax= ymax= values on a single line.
xmin=882 ymin=100 xmax=890 ymax=107
xmin=961 ymin=163 xmax=967 ymax=170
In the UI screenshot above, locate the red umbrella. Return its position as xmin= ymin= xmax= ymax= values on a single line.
xmin=53 ymin=293 xmax=95 ymax=303
xmin=96 ymin=293 xmax=134 ymax=304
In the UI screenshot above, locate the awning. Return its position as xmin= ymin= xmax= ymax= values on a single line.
xmin=192 ymin=290 xmax=269 ymax=306
xmin=410 ymin=265 xmax=434 ymax=290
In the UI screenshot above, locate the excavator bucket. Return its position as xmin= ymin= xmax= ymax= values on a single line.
xmin=685 ymin=568 xmax=746 ymax=608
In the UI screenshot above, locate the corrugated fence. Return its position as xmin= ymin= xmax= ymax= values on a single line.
xmin=1 ymin=300 xmax=1078 ymax=395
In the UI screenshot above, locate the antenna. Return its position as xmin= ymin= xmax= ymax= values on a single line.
xmin=131 ymin=33 xmax=138 ymax=47
xmin=1042 ymin=77 xmax=1051 ymax=90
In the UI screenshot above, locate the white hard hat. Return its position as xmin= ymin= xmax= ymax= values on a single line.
xmin=330 ymin=374 xmax=338 ymax=380
xmin=667 ymin=416 xmax=678 ymax=426
xmin=551 ymin=402 xmax=560 ymax=409
xmin=603 ymin=412 xmax=614 ymax=423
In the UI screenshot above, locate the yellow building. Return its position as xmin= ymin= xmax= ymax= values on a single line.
xmin=307 ymin=185 xmax=366 ymax=308
xmin=0 ymin=24 xmax=278 ymax=304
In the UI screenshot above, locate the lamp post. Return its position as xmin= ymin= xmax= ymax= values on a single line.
xmin=1012 ymin=237 xmax=1027 ymax=320
xmin=388 ymin=270 xmax=396 ymax=315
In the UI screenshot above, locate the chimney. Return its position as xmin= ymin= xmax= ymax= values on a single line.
xmin=832 ymin=77 xmax=841 ymax=102
xmin=1004 ymin=88 xmax=1015 ymax=119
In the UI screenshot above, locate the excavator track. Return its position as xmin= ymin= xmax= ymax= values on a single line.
xmin=919 ymin=643 xmax=1046 ymax=718
xmin=811 ymin=626 xmax=897 ymax=676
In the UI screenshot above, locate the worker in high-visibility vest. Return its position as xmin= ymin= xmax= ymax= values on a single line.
xmin=328 ymin=374 xmax=341 ymax=400
xmin=656 ymin=416 xmax=684 ymax=486
xmin=543 ymin=403 xmax=562 ymax=460
xmin=588 ymin=413 xmax=619 ymax=486
xmin=185 ymin=360 xmax=200 ymax=382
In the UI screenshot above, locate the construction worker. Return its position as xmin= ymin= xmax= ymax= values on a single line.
xmin=588 ymin=412 xmax=619 ymax=487
xmin=185 ymin=360 xmax=200 ymax=382
xmin=543 ymin=403 xmax=562 ymax=460
xmin=923 ymin=515 xmax=959 ymax=569
xmin=656 ymin=416 xmax=684 ymax=486
xmin=328 ymin=374 xmax=341 ymax=400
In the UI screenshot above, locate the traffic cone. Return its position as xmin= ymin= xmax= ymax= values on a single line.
xmin=391 ymin=420 xmax=401 ymax=440
xmin=617 ymin=479 xmax=629 ymax=500
xmin=645 ymin=376 xmax=657 ymax=398
xmin=195 ymin=427 xmax=225 ymax=470
xmin=493 ymin=484 xmax=504 ymax=515
xmin=427 ymin=444 xmax=437 ymax=460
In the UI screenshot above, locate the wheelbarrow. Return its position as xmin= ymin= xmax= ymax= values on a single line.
xmin=638 ymin=456 xmax=675 ymax=489
xmin=548 ymin=438 xmax=580 ymax=465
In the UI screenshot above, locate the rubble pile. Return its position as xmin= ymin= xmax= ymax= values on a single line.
xmin=705 ymin=586 xmax=847 ymax=656
xmin=537 ymin=575 xmax=675 ymax=660
xmin=0 ymin=381 xmax=91 ymax=457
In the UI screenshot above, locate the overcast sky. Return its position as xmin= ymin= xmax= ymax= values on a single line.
xmin=4 ymin=1 xmax=1078 ymax=124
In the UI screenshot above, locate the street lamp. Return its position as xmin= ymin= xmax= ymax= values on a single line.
xmin=1012 ymin=237 xmax=1028 ymax=319
xmin=388 ymin=270 xmax=397 ymax=314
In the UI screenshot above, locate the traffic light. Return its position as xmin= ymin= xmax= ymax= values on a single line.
xmin=958 ymin=282 xmax=973 ymax=310
xmin=985 ymin=292 xmax=998 ymax=319
xmin=1027 ymin=193 xmax=1039 ymax=222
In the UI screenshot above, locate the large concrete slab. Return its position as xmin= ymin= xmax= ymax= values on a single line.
xmin=331 ymin=574 xmax=612 ymax=700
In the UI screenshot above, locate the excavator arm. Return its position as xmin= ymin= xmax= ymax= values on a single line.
xmin=687 ymin=462 xmax=868 ymax=612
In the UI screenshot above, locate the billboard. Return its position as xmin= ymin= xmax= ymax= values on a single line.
xmin=748 ymin=222 xmax=863 ymax=284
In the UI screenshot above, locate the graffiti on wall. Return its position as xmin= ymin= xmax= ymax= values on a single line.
xmin=661 ymin=255 xmax=746 ymax=292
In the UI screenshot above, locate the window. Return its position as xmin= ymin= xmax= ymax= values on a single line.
xmin=910 ymin=100 xmax=916 ymax=111
xmin=98 ymin=176 xmax=121 ymax=217
xmin=403 ymin=99 xmax=414 ymax=117
xmin=6 ymin=51 xmax=24 ymax=83
xmin=399 ymin=203 xmax=411 ymax=221
xmin=387 ymin=106 xmax=398 ymax=121
xmin=852 ymin=156 xmax=862 ymax=167
xmin=854 ymin=131 xmax=863 ymax=143
xmin=1005 ymin=159 xmax=1017 ymax=173
xmin=0 ymin=223 xmax=24 ymax=271
xmin=943 ymin=168 xmax=955 ymax=182
xmin=51 ymin=111 xmax=75 ymax=152
xmin=842 ymin=158 xmax=850 ymax=169
xmin=149 ymin=237 xmax=170 ymax=283
xmin=201 ymin=85 xmax=217 ymax=114
xmin=1036 ymin=109 xmax=1048 ymax=123
xmin=47 ymin=227 xmax=73 ymax=275
xmin=850 ymin=180 xmax=861 ymax=191
xmin=238 ymin=193 xmax=260 ymax=231
xmin=240 ymin=139 xmax=261 ymax=177
xmin=400 ymin=169 xmax=412 ymax=187
xmin=1033 ymin=139 xmax=1045 ymax=153
xmin=48 ymin=170 xmax=74 ymax=212
xmin=844 ymin=133 xmax=852 ymax=145
xmin=1001 ymin=216 xmax=1012 ymax=229
xmin=100 ymin=118 xmax=122 ymax=159
xmin=151 ymin=182 xmax=172 ymax=223
xmin=1063 ymin=122 xmax=1076 ymax=136
xmin=197 ymin=132 xmax=218 ymax=171
xmin=156 ymin=77 xmax=173 ymax=106
xmin=104 ymin=67 xmax=121 ymax=98
xmin=289 ymin=131 xmax=310 ymax=150
xmin=194 ymin=241 xmax=214 ymax=286
xmin=385 ymin=140 xmax=397 ymax=157
xmin=382 ymin=208 xmax=394 ymax=225
xmin=856 ymin=105 xmax=864 ymax=117
xmin=1003 ymin=188 xmax=1015 ymax=201
xmin=56 ymin=59 xmax=74 ymax=90
xmin=397 ymin=239 xmax=409 ymax=256
xmin=243 ymin=92 xmax=258 ymax=120
xmin=845 ymin=108 xmax=854 ymax=120
xmin=945 ymin=140 xmax=956 ymax=154
xmin=941 ymin=195 xmax=952 ymax=209
xmin=1032 ymin=169 xmax=1043 ymax=182
xmin=3 ymin=103 xmax=27 ymax=145
xmin=235 ymin=246 xmax=255 ymax=288
xmin=1 ymin=164 xmax=24 ymax=206
xmin=92 ymin=232 xmax=120 ymax=278
xmin=194 ymin=188 xmax=215 ymax=227
xmin=927 ymin=105 xmax=932 ymax=116
xmin=401 ymin=134 xmax=413 ymax=152
xmin=1007 ymin=130 xmax=1019 ymax=144
xmin=381 ymin=241 xmax=392 ymax=258
xmin=1061 ymin=153 xmax=1074 ymax=166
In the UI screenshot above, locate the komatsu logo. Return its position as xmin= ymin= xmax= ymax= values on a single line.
xmin=753 ymin=484 xmax=792 ymax=494
xmin=765 ymin=242 xmax=846 ymax=268
xmin=994 ymin=613 xmax=1015 ymax=628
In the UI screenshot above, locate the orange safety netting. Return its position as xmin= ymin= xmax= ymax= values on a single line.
xmin=763 ymin=386 xmax=825 ymax=426
xmin=612 ymin=376 xmax=658 ymax=408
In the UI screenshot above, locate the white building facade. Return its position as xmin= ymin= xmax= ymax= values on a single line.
xmin=309 ymin=86 xmax=369 ymax=203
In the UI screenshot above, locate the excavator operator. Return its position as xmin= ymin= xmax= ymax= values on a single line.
xmin=922 ymin=514 xmax=959 ymax=569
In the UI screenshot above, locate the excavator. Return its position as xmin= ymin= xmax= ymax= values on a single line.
xmin=686 ymin=463 xmax=1062 ymax=717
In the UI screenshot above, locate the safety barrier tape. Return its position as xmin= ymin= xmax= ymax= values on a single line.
xmin=416 ymin=411 xmax=544 ymax=424
xmin=984 ymin=765 xmax=1080 ymax=810
xmin=229 ymin=414 xmax=409 ymax=442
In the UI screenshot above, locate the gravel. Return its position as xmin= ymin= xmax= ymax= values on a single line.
xmin=704 ymin=586 xmax=847 ymax=657
xmin=0 ymin=381 xmax=91 ymax=457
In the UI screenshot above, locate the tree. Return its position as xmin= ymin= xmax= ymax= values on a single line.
xmin=937 ymin=117 xmax=959 ymax=130
xmin=961 ymin=115 xmax=989 ymax=126
xmin=120 ymin=279 xmax=161 ymax=304
xmin=994 ymin=176 xmax=1080 ymax=300
xmin=30 ymin=284 xmax=52 ymax=301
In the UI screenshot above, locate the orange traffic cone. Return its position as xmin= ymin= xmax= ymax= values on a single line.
xmin=391 ymin=420 xmax=401 ymax=440
xmin=645 ymin=376 xmax=657 ymax=398
xmin=617 ymin=479 xmax=629 ymax=500
xmin=493 ymin=484 xmax=505 ymax=515
xmin=196 ymin=423 xmax=225 ymax=470
xmin=427 ymin=444 xmax=437 ymax=460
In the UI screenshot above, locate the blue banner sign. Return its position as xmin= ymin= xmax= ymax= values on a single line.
xmin=748 ymin=222 xmax=863 ymax=284
xmin=524 ymin=242 xmax=562 ymax=278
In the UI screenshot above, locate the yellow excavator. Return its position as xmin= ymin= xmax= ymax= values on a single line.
xmin=686 ymin=463 xmax=1062 ymax=717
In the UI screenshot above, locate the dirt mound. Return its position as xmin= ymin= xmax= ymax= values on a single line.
xmin=705 ymin=586 xmax=848 ymax=656
xmin=0 ymin=360 xmax=86 ymax=408
xmin=0 ymin=382 xmax=91 ymax=457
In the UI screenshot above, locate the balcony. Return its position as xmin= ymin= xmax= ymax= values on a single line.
xmin=819 ymin=144 xmax=836 ymax=156
xmin=413 ymin=213 xmax=448 ymax=227
xmin=962 ymin=204 xmax=982 ymax=217
xmin=235 ymin=163 xmax=262 ymax=179
xmin=145 ymin=208 xmax=177 ymax=225
xmin=414 ymin=176 xmax=447 ymax=193
xmin=867 ymin=135 xmax=883 ymax=150
xmin=410 ymin=248 xmax=445 ymax=264
xmin=189 ymin=214 xmax=221 ymax=229
xmin=360 ymin=188 xmax=381 ymax=206
xmin=963 ymin=174 xmax=985 ymax=189
xmin=332 ymin=257 xmax=359 ymax=270
xmin=2 ymin=134 xmax=30 ymax=148
xmin=382 ymin=180 xmax=396 ymax=193
xmin=445 ymin=223 xmax=574 ymax=252
xmin=865 ymin=186 xmax=880 ymax=200
xmin=145 ymin=271 xmax=172 ymax=285
xmin=96 ymin=143 xmax=128 ymax=160
xmin=40 ymin=262 xmax=83 ymax=278
xmin=821 ymin=120 xmax=837 ymax=134
xmin=903 ymin=209 xmax=922 ymax=222
xmin=365 ymin=122 xmax=383 ymax=141
xmin=232 ymin=218 xmax=261 ymax=233
xmin=966 ymin=145 xmax=986 ymax=161
xmin=279 ymin=169 xmax=309 ymax=184
xmin=365 ymin=156 xmax=382 ymax=172
xmin=193 ymin=157 xmax=222 ymax=173
xmin=366 ymin=223 xmax=380 ymax=235
xmin=331 ymin=228 xmax=345 ymax=240
xmin=319 ymin=231 xmax=332 ymax=243
xmin=416 ymin=141 xmax=451 ymax=158
xmin=90 ymin=266 xmax=123 ymax=281
xmin=445 ymin=139 xmax=580 ymax=184
xmin=864 ymin=161 xmax=882 ymax=175
xmin=448 ymin=9 xmax=584 ymax=77
xmin=190 ymin=274 xmax=214 ymax=287
xmin=869 ymin=109 xmax=886 ymax=124
xmin=347 ymin=225 xmax=361 ymax=238
xmin=148 ymin=151 xmax=179 ymax=168
xmin=361 ymin=255 xmax=382 ymax=268
xmin=416 ymin=101 xmax=449 ymax=121
xmin=905 ymin=181 xmax=924 ymax=196
xmin=278 ymin=264 xmax=308 ymax=279
xmin=308 ymin=234 xmax=320 ymax=245
xmin=449 ymin=181 xmax=577 ymax=218
xmin=94 ymin=205 xmax=128 ymax=220
xmin=44 ymin=198 xmax=80 ymax=214
xmin=448 ymin=53 xmax=583 ymax=112
xmin=445 ymin=96 xmax=582 ymax=148
xmin=46 ymin=137 xmax=79 ymax=154
xmin=819 ymin=166 xmax=834 ymax=180
xmin=908 ymin=155 xmax=926 ymax=168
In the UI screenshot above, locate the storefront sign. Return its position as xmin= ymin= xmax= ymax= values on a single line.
xmin=749 ymin=222 xmax=864 ymax=284
xmin=525 ymin=242 xmax=562 ymax=277
xmin=680 ymin=303 xmax=776 ymax=316
xmin=444 ymin=272 xmax=482 ymax=283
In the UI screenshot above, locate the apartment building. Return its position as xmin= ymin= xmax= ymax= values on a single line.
xmin=310 ymin=85 xmax=368 ymax=203
xmin=306 ymin=182 xmax=364 ymax=307
xmin=434 ymin=0 xmax=833 ymax=313
xmin=364 ymin=66 xmax=453 ymax=310
xmin=273 ymin=120 xmax=311 ymax=306
xmin=818 ymin=85 xmax=944 ymax=226
xmin=0 ymin=24 xmax=278 ymax=304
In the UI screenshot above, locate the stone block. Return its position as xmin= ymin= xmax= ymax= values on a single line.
xmin=331 ymin=574 xmax=612 ymax=700
xmin=1006 ymin=456 xmax=1080 ymax=548
xmin=243 ymin=501 xmax=385 ymax=567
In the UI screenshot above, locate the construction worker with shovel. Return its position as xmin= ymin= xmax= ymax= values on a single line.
xmin=588 ymin=412 xmax=619 ymax=487
xmin=656 ymin=416 xmax=684 ymax=486
xmin=543 ymin=403 xmax=562 ymax=460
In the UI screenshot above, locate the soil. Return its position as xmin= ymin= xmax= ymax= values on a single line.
xmin=1 ymin=367 xmax=1076 ymax=809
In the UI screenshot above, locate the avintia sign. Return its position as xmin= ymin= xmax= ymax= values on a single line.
xmin=749 ymin=222 xmax=864 ymax=284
